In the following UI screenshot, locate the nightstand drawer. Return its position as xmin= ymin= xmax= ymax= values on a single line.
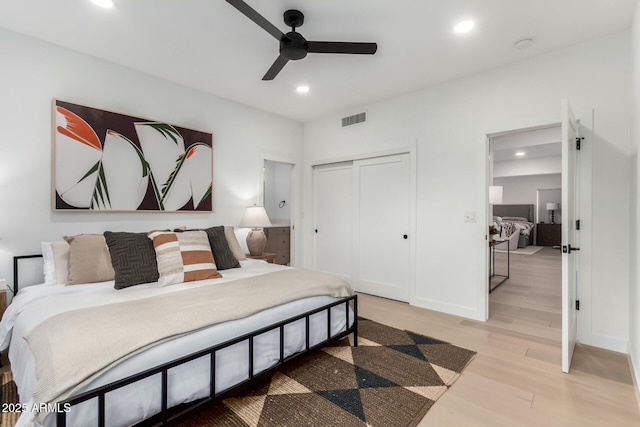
xmin=264 ymin=227 xmax=290 ymax=265
xmin=266 ymin=227 xmax=290 ymax=236
xmin=275 ymin=249 xmax=290 ymax=265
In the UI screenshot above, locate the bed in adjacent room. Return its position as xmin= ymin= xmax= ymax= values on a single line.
xmin=493 ymin=204 xmax=536 ymax=249
xmin=0 ymin=228 xmax=356 ymax=427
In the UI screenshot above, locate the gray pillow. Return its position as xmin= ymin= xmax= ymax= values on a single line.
xmin=104 ymin=231 xmax=159 ymax=289
xmin=204 ymin=226 xmax=241 ymax=270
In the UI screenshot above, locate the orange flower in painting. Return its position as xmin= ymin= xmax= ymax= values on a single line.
xmin=56 ymin=107 xmax=102 ymax=150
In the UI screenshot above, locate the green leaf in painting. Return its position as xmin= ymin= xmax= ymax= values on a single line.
xmin=78 ymin=161 xmax=100 ymax=183
xmin=160 ymin=154 xmax=187 ymax=201
xmin=90 ymin=162 xmax=111 ymax=210
xmin=146 ymin=123 xmax=181 ymax=146
xmin=195 ymin=184 xmax=212 ymax=209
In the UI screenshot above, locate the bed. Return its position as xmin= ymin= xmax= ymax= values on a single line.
xmin=493 ymin=204 xmax=536 ymax=248
xmin=1 ymin=229 xmax=357 ymax=427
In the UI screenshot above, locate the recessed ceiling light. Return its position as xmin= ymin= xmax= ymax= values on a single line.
xmin=515 ymin=152 xmax=526 ymax=156
xmin=91 ymin=0 xmax=114 ymax=8
xmin=454 ymin=20 xmax=475 ymax=34
xmin=296 ymin=85 xmax=310 ymax=94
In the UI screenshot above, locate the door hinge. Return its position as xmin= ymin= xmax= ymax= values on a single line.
xmin=576 ymin=219 xmax=580 ymax=230
xmin=576 ymin=137 xmax=584 ymax=150
xmin=576 ymin=300 xmax=580 ymax=311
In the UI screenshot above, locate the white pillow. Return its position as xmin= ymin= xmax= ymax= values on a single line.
xmin=41 ymin=240 xmax=70 ymax=285
xmin=234 ymin=227 xmax=250 ymax=258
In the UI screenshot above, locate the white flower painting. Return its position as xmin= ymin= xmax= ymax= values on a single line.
xmin=53 ymin=100 xmax=213 ymax=212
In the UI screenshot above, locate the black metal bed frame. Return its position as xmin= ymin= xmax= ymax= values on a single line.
xmin=12 ymin=255 xmax=358 ymax=427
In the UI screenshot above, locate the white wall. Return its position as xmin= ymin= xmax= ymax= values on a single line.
xmin=629 ymin=0 xmax=640 ymax=407
xmin=0 ymin=29 xmax=304 ymax=292
xmin=303 ymin=31 xmax=631 ymax=352
xmin=493 ymin=174 xmax=561 ymax=222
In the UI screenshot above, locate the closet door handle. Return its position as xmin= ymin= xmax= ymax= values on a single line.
xmin=315 ymin=229 xmax=318 ymax=233
xmin=403 ymin=234 xmax=408 ymax=239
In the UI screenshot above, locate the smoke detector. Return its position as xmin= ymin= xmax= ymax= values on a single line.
xmin=514 ymin=38 xmax=533 ymax=50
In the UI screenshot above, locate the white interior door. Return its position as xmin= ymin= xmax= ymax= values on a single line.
xmin=313 ymin=163 xmax=353 ymax=281
xmin=352 ymin=154 xmax=410 ymax=302
xmin=561 ymin=99 xmax=579 ymax=373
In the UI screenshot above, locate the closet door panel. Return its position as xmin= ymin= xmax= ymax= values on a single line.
xmin=313 ymin=164 xmax=353 ymax=281
xmin=353 ymin=154 xmax=410 ymax=302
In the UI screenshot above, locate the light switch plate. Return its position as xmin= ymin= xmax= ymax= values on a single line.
xmin=464 ymin=211 xmax=477 ymax=223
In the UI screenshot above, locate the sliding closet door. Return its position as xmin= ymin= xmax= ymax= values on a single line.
xmin=313 ymin=163 xmax=353 ymax=281
xmin=352 ymin=154 xmax=410 ymax=302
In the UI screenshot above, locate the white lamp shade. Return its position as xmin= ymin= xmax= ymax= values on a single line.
xmin=546 ymin=202 xmax=559 ymax=210
xmin=489 ymin=186 xmax=503 ymax=205
xmin=239 ymin=206 xmax=272 ymax=228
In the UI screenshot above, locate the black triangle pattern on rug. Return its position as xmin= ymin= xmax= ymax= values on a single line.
xmin=354 ymin=365 xmax=400 ymax=389
xmin=317 ymin=388 xmax=366 ymax=422
xmin=407 ymin=330 xmax=447 ymax=345
xmin=388 ymin=344 xmax=429 ymax=361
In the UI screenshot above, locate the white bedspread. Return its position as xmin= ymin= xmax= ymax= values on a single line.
xmin=0 ymin=260 xmax=354 ymax=427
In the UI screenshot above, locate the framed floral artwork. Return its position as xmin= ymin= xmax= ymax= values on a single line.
xmin=53 ymin=99 xmax=213 ymax=212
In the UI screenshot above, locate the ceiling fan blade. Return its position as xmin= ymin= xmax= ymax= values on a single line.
xmin=226 ymin=0 xmax=285 ymax=41
xmin=307 ymin=41 xmax=378 ymax=55
xmin=262 ymin=55 xmax=290 ymax=80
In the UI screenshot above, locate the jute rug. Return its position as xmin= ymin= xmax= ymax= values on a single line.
xmin=179 ymin=318 xmax=475 ymax=426
xmin=0 ymin=319 xmax=475 ymax=427
xmin=1 ymin=370 xmax=19 ymax=427
xmin=494 ymin=245 xmax=544 ymax=255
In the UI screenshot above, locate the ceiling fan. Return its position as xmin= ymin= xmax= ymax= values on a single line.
xmin=226 ymin=0 xmax=378 ymax=80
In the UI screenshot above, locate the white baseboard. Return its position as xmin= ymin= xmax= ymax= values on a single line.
xmin=590 ymin=333 xmax=629 ymax=353
xmin=628 ymin=344 xmax=640 ymax=411
xmin=411 ymin=296 xmax=483 ymax=321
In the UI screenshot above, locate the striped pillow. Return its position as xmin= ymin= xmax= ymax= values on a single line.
xmin=148 ymin=230 xmax=222 ymax=287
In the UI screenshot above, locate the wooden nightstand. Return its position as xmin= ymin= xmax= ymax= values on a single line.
xmin=264 ymin=227 xmax=291 ymax=265
xmin=248 ymin=253 xmax=276 ymax=263
xmin=536 ymin=223 xmax=561 ymax=246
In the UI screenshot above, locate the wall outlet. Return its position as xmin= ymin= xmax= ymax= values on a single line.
xmin=464 ymin=211 xmax=477 ymax=223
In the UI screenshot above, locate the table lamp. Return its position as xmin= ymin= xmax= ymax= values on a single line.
xmin=239 ymin=206 xmax=272 ymax=256
xmin=546 ymin=202 xmax=558 ymax=224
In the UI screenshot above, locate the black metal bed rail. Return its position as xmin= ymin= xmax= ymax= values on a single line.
xmin=56 ymin=294 xmax=358 ymax=426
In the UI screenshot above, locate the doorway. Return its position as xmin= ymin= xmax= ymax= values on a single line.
xmin=487 ymin=125 xmax=564 ymax=361
xmin=262 ymin=157 xmax=295 ymax=266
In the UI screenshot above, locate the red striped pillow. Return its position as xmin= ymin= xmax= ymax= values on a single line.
xmin=148 ymin=230 xmax=222 ymax=287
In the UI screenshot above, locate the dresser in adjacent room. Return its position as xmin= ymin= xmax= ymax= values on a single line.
xmin=264 ymin=226 xmax=291 ymax=265
xmin=536 ymin=223 xmax=561 ymax=246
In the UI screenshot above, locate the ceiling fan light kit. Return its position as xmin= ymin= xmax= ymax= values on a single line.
xmin=226 ymin=0 xmax=378 ymax=80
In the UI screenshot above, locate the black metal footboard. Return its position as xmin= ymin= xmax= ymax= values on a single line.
xmin=55 ymin=294 xmax=358 ymax=426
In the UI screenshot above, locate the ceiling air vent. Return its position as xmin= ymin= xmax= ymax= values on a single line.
xmin=341 ymin=112 xmax=366 ymax=127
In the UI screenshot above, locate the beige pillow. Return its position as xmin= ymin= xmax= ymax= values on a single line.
xmin=224 ymin=226 xmax=246 ymax=261
xmin=64 ymin=234 xmax=115 ymax=285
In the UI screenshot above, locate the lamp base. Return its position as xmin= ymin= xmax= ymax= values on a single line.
xmin=246 ymin=229 xmax=267 ymax=256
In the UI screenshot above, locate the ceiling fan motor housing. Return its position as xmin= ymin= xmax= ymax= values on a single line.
xmin=281 ymin=32 xmax=308 ymax=60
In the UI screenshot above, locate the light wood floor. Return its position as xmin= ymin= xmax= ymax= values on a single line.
xmin=358 ymin=247 xmax=640 ymax=426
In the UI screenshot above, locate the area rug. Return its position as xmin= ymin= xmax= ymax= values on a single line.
xmin=179 ymin=318 xmax=475 ymax=427
xmin=0 ymin=319 xmax=476 ymax=427
xmin=1 ymin=371 xmax=20 ymax=427
xmin=495 ymin=245 xmax=544 ymax=255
